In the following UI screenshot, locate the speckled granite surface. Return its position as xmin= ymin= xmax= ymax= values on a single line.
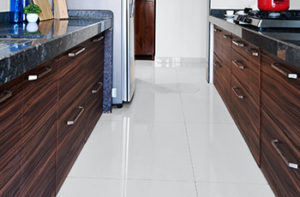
xmin=210 ymin=9 xmax=300 ymax=70
xmin=0 ymin=10 xmax=113 ymax=112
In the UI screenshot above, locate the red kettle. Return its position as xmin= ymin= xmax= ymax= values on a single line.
xmin=258 ymin=0 xmax=289 ymax=11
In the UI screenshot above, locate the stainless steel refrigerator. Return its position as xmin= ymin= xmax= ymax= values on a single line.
xmin=122 ymin=0 xmax=136 ymax=102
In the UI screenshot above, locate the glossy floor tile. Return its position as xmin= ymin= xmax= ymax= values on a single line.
xmin=58 ymin=60 xmax=274 ymax=197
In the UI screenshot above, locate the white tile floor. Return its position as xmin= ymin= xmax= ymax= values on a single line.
xmin=57 ymin=60 xmax=275 ymax=197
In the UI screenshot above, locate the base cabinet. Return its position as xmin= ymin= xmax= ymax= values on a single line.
xmin=0 ymin=79 xmax=24 ymax=196
xmin=0 ymin=33 xmax=105 ymax=196
xmin=213 ymin=25 xmax=300 ymax=197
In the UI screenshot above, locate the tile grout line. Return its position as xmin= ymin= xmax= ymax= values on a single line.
xmin=176 ymin=68 xmax=199 ymax=197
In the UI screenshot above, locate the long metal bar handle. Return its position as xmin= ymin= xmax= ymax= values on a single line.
xmin=271 ymin=63 xmax=298 ymax=80
xmin=0 ymin=90 xmax=12 ymax=104
xmin=92 ymin=82 xmax=103 ymax=94
xmin=271 ymin=139 xmax=298 ymax=169
xmin=232 ymin=40 xmax=245 ymax=47
xmin=68 ymin=47 xmax=86 ymax=57
xmin=92 ymin=36 xmax=104 ymax=42
xmin=28 ymin=66 xmax=52 ymax=81
xmin=232 ymin=87 xmax=244 ymax=99
xmin=232 ymin=60 xmax=245 ymax=70
xmin=247 ymin=48 xmax=259 ymax=57
xmin=223 ymin=34 xmax=232 ymax=39
xmin=67 ymin=106 xmax=85 ymax=126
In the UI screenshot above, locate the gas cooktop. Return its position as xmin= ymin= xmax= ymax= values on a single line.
xmin=234 ymin=10 xmax=300 ymax=29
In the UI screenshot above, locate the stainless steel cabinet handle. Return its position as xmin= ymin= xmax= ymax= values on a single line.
xmin=67 ymin=106 xmax=85 ymax=126
xmin=28 ymin=66 xmax=52 ymax=81
xmin=223 ymin=34 xmax=232 ymax=39
xmin=68 ymin=47 xmax=86 ymax=57
xmin=0 ymin=90 xmax=12 ymax=104
xmin=92 ymin=36 xmax=104 ymax=42
xmin=232 ymin=40 xmax=245 ymax=47
xmin=248 ymin=48 xmax=259 ymax=57
xmin=232 ymin=60 xmax=245 ymax=70
xmin=232 ymin=87 xmax=244 ymax=99
xmin=92 ymin=82 xmax=103 ymax=94
xmin=271 ymin=63 xmax=298 ymax=80
xmin=271 ymin=139 xmax=298 ymax=169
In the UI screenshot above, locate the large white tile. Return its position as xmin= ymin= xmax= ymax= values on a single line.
xmin=127 ymin=123 xmax=194 ymax=181
xmin=68 ymin=120 xmax=125 ymax=179
xmin=58 ymin=178 xmax=198 ymax=197
xmin=186 ymin=123 xmax=268 ymax=184
xmin=57 ymin=178 xmax=122 ymax=197
xmin=181 ymin=91 xmax=234 ymax=124
xmin=126 ymin=180 xmax=197 ymax=197
xmin=196 ymin=182 xmax=274 ymax=197
xmin=125 ymin=91 xmax=185 ymax=123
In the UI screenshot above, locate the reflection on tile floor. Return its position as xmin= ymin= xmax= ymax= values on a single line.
xmin=58 ymin=60 xmax=274 ymax=197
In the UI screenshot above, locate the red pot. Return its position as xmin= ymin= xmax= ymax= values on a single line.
xmin=258 ymin=0 xmax=289 ymax=11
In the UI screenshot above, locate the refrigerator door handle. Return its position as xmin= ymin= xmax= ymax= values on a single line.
xmin=130 ymin=0 xmax=135 ymax=18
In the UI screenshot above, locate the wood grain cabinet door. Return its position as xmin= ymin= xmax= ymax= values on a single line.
xmin=213 ymin=54 xmax=231 ymax=106
xmin=261 ymin=53 xmax=300 ymax=196
xmin=85 ymin=76 xmax=104 ymax=142
xmin=0 ymin=79 xmax=24 ymax=196
xmin=135 ymin=0 xmax=155 ymax=58
xmin=21 ymin=61 xmax=57 ymax=197
xmin=230 ymin=76 xmax=259 ymax=164
xmin=56 ymin=91 xmax=87 ymax=192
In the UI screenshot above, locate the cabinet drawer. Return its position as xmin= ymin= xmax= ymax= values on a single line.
xmin=86 ymin=39 xmax=105 ymax=86
xmin=214 ymin=26 xmax=232 ymax=68
xmin=231 ymin=35 xmax=260 ymax=65
xmin=57 ymin=91 xmax=87 ymax=191
xmin=261 ymin=54 xmax=300 ymax=148
xmin=214 ymin=54 xmax=231 ymax=105
xmin=231 ymin=49 xmax=259 ymax=104
xmin=0 ymin=78 xmax=24 ymax=196
xmin=85 ymin=77 xmax=104 ymax=140
xmin=231 ymin=76 xmax=259 ymax=164
xmin=261 ymin=110 xmax=300 ymax=197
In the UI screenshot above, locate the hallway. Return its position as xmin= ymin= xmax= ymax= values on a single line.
xmin=58 ymin=60 xmax=274 ymax=197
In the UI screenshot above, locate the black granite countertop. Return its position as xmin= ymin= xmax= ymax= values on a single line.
xmin=210 ymin=10 xmax=300 ymax=70
xmin=0 ymin=10 xmax=113 ymax=85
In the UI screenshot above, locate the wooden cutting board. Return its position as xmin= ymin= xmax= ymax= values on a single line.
xmin=54 ymin=0 xmax=69 ymax=19
xmin=33 ymin=0 xmax=53 ymax=21
xmin=54 ymin=20 xmax=69 ymax=36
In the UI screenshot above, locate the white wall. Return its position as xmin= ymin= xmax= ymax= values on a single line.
xmin=156 ymin=0 xmax=209 ymax=59
xmin=212 ymin=0 xmax=300 ymax=9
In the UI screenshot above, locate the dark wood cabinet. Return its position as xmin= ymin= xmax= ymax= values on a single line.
xmin=135 ymin=0 xmax=155 ymax=59
xmin=230 ymin=75 xmax=260 ymax=163
xmin=0 ymin=33 xmax=105 ymax=196
xmin=21 ymin=61 xmax=57 ymax=197
xmin=214 ymin=24 xmax=300 ymax=197
xmin=0 ymin=78 xmax=24 ymax=197
xmin=213 ymin=25 xmax=260 ymax=165
xmin=261 ymin=53 xmax=300 ymax=197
